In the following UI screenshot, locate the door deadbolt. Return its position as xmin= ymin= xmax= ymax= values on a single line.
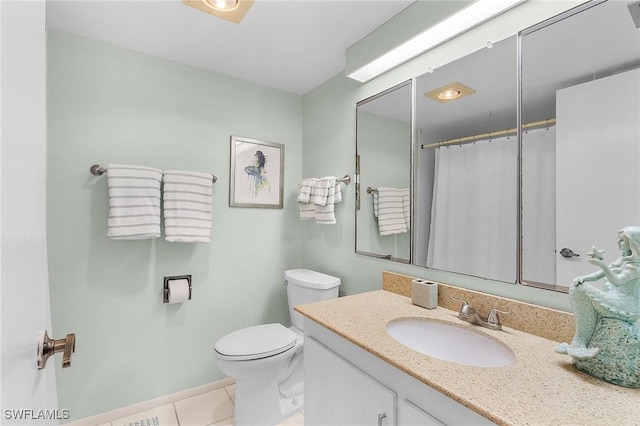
xmin=37 ymin=330 xmax=75 ymax=370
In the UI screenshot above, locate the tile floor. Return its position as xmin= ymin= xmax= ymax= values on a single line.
xmin=107 ymin=384 xmax=304 ymax=426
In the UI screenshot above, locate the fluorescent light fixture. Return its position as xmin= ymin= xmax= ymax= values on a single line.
xmin=347 ymin=0 xmax=525 ymax=83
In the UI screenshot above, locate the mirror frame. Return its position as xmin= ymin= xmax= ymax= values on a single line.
xmin=355 ymin=79 xmax=414 ymax=264
xmin=517 ymin=0 xmax=631 ymax=293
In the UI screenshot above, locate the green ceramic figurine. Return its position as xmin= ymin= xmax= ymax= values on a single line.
xmin=556 ymin=226 xmax=640 ymax=387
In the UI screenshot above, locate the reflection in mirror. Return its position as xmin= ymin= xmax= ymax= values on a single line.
xmin=520 ymin=0 xmax=640 ymax=291
xmin=356 ymin=80 xmax=412 ymax=263
xmin=413 ymin=36 xmax=518 ymax=283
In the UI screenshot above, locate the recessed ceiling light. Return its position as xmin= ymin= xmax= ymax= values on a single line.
xmin=203 ymin=0 xmax=239 ymax=12
xmin=182 ymin=0 xmax=254 ymax=24
xmin=438 ymin=89 xmax=462 ymax=100
xmin=425 ymin=82 xmax=476 ymax=103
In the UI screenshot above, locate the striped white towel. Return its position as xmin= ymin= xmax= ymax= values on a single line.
xmin=374 ymin=187 xmax=407 ymax=236
xmin=163 ymin=170 xmax=213 ymax=243
xmin=298 ymin=178 xmax=317 ymax=220
xmin=297 ymin=178 xmax=317 ymax=204
xmin=400 ymin=188 xmax=410 ymax=231
xmin=299 ymin=203 xmax=316 ymax=220
xmin=314 ymin=177 xmax=338 ymax=225
xmin=107 ymin=164 xmax=163 ymax=240
xmin=310 ymin=177 xmax=332 ymax=206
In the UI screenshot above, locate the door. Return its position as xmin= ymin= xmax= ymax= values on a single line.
xmin=1 ymin=0 xmax=60 ymax=422
xmin=555 ymin=69 xmax=640 ymax=288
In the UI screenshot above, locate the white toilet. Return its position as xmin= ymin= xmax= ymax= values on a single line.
xmin=214 ymin=269 xmax=340 ymax=426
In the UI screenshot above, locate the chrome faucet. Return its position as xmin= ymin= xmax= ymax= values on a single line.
xmin=452 ymin=297 xmax=510 ymax=331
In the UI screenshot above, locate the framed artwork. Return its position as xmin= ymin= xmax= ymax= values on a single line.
xmin=230 ymin=136 xmax=284 ymax=208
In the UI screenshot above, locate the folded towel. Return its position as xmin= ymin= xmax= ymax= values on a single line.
xmin=314 ymin=177 xmax=338 ymax=224
xmin=297 ymin=178 xmax=317 ymax=204
xmin=334 ymin=181 xmax=343 ymax=204
xmin=401 ymin=188 xmax=410 ymax=231
xmin=298 ymin=178 xmax=316 ymax=219
xmin=107 ymin=164 xmax=163 ymax=239
xmin=311 ymin=176 xmax=342 ymax=225
xmin=299 ymin=203 xmax=316 ymax=220
xmin=163 ymin=170 xmax=213 ymax=243
xmin=374 ymin=187 xmax=407 ymax=236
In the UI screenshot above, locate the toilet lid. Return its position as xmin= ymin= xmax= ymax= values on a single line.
xmin=214 ymin=323 xmax=297 ymax=360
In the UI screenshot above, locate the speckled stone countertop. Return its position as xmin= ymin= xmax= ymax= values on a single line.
xmin=296 ymin=290 xmax=640 ymax=426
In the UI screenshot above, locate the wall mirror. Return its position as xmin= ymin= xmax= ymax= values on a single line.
xmin=520 ymin=0 xmax=640 ymax=291
xmin=413 ymin=36 xmax=518 ymax=283
xmin=355 ymin=80 xmax=413 ymax=263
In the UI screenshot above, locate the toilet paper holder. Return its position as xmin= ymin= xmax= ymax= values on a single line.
xmin=163 ymin=275 xmax=192 ymax=303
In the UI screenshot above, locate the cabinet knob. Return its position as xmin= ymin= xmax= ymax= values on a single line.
xmin=377 ymin=413 xmax=387 ymax=426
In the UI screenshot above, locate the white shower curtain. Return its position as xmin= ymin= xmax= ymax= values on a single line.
xmin=426 ymin=136 xmax=517 ymax=282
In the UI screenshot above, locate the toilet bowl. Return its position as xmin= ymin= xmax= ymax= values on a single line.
xmin=214 ymin=269 xmax=340 ymax=426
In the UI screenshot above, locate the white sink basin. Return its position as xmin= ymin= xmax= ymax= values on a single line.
xmin=386 ymin=319 xmax=515 ymax=367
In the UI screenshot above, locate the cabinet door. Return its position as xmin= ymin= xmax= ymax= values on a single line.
xmin=400 ymin=399 xmax=445 ymax=426
xmin=305 ymin=337 xmax=396 ymax=426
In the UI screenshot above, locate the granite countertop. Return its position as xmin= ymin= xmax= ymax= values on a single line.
xmin=296 ymin=290 xmax=639 ymax=426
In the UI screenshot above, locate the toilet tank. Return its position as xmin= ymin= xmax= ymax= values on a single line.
xmin=284 ymin=269 xmax=340 ymax=331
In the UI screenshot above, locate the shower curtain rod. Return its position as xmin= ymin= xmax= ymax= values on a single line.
xmin=420 ymin=118 xmax=556 ymax=149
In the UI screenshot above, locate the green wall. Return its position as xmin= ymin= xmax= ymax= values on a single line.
xmin=46 ymin=30 xmax=303 ymax=420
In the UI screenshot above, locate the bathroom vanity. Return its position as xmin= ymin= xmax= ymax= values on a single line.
xmin=296 ymin=285 xmax=639 ymax=425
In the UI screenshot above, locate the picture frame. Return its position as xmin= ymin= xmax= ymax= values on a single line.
xmin=230 ymin=136 xmax=284 ymax=208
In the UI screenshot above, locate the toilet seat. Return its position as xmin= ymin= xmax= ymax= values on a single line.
xmin=214 ymin=323 xmax=297 ymax=361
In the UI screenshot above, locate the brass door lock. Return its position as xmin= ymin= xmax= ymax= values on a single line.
xmin=37 ymin=330 xmax=75 ymax=370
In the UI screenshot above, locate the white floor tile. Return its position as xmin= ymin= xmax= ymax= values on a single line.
xmin=112 ymin=403 xmax=178 ymax=426
xmin=174 ymin=388 xmax=234 ymax=426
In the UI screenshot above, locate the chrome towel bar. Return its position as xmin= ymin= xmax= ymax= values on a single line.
xmin=90 ymin=164 xmax=217 ymax=183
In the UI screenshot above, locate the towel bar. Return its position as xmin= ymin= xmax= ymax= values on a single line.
xmin=90 ymin=164 xmax=217 ymax=183
xmin=337 ymin=175 xmax=351 ymax=185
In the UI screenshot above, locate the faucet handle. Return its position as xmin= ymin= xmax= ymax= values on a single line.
xmin=451 ymin=296 xmax=468 ymax=307
xmin=451 ymin=296 xmax=473 ymax=317
xmin=451 ymin=296 xmax=468 ymax=306
xmin=487 ymin=309 xmax=511 ymax=328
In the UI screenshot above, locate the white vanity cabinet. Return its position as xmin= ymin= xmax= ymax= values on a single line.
xmin=304 ymin=319 xmax=494 ymax=426
xmin=305 ymin=337 xmax=396 ymax=426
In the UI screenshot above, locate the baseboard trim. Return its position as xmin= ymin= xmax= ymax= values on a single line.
xmin=66 ymin=377 xmax=235 ymax=425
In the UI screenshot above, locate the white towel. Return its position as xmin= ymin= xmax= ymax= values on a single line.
xmin=107 ymin=164 xmax=162 ymax=239
xmin=334 ymin=181 xmax=343 ymax=204
xmin=297 ymin=178 xmax=317 ymax=204
xmin=310 ymin=177 xmax=331 ymax=206
xmin=299 ymin=203 xmax=316 ymax=220
xmin=374 ymin=187 xmax=407 ymax=236
xmin=400 ymin=188 xmax=410 ymax=231
xmin=163 ymin=170 xmax=213 ymax=243
xmin=298 ymin=178 xmax=317 ymax=220
xmin=314 ymin=177 xmax=338 ymax=224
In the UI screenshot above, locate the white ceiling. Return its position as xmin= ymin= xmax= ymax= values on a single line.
xmin=45 ymin=0 xmax=414 ymax=95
